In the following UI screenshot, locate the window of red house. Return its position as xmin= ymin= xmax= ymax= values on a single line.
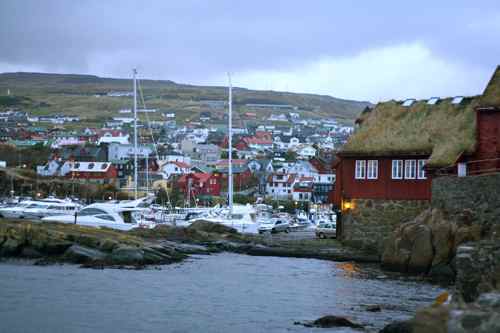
xmin=367 ymin=160 xmax=378 ymax=179
xmin=405 ymin=160 xmax=417 ymax=179
xmin=392 ymin=160 xmax=403 ymax=179
xmin=355 ymin=160 xmax=366 ymax=179
xmin=417 ymin=160 xmax=427 ymax=179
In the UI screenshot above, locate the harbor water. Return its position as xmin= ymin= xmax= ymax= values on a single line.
xmin=0 ymin=253 xmax=443 ymax=332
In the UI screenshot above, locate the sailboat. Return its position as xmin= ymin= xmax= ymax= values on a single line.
xmin=189 ymin=74 xmax=258 ymax=233
xmin=42 ymin=70 xmax=157 ymax=230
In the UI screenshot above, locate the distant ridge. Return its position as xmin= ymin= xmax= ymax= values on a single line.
xmin=0 ymin=72 xmax=371 ymax=122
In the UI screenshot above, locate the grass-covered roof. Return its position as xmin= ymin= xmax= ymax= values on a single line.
xmin=479 ymin=66 xmax=500 ymax=108
xmin=341 ymin=97 xmax=479 ymax=168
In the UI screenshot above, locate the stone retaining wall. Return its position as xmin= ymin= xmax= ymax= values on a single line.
xmin=341 ymin=199 xmax=429 ymax=253
xmin=432 ymin=174 xmax=500 ymax=228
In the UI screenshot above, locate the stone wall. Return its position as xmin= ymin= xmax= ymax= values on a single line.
xmin=341 ymin=174 xmax=500 ymax=257
xmin=341 ymin=199 xmax=429 ymax=253
xmin=432 ymin=174 xmax=500 ymax=228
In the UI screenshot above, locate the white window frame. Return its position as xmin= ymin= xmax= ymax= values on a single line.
xmin=355 ymin=160 xmax=366 ymax=179
xmin=367 ymin=160 xmax=378 ymax=179
xmin=392 ymin=160 xmax=403 ymax=179
xmin=417 ymin=160 xmax=427 ymax=179
xmin=405 ymin=160 xmax=417 ymax=179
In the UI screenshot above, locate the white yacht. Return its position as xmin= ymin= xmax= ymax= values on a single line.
xmin=189 ymin=204 xmax=258 ymax=233
xmin=21 ymin=199 xmax=82 ymax=220
xmin=0 ymin=200 xmax=39 ymax=219
xmin=41 ymin=202 xmax=151 ymax=231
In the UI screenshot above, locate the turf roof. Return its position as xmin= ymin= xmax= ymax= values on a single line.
xmin=341 ymin=97 xmax=479 ymax=168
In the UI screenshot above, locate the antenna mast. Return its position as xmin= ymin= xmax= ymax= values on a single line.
xmin=228 ymin=73 xmax=233 ymax=218
xmin=133 ymin=69 xmax=138 ymax=199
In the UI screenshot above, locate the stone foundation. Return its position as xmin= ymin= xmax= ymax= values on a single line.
xmin=341 ymin=199 xmax=429 ymax=253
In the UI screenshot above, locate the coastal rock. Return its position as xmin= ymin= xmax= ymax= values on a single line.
xmin=295 ymin=315 xmax=364 ymax=329
xmin=412 ymin=305 xmax=449 ymax=333
xmin=109 ymin=246 xmax=144 ymax=264
xmin=382 ymin=208 xmax=484 ymax=279
xmin=21 ymin=246 xmax=44 ymax=258
xmin=365 ymin=304 xmax=382 ymax=312
xmin=40 ymin=240 xmax=73 ymax=255
xmin=455 ymin=241 xmax=500 ymax=302
xmin=64 ymin=244 xmax=106 ymax=264
xmin=142 ymin=246 xmax=185 ymax=264
xmin=0 ymin=238 xmax=22 ymax=256
xmin=160 ymin=241 xmax=211 ymax=255
xmin=428 ymin=264 xmax=455 ymax=284
xmin=378 ymin=320 xmax=413 ymax=333
xmin=407 ymin=225 xmax=433 ymax=274
xmin=98 ymin=238 xmax=119 ymax=252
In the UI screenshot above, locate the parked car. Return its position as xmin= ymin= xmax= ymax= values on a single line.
xmin=315 ymin=222 xmax=337 ymax=239
xmin=258 ymin=218 xmax=290 ymax=234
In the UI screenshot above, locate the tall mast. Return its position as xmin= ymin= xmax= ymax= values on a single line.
xmin=145 ymin=151 xmax=149 ymax=194
xmin=133 ymin=68 xmax=138 ymax=200
xmin=228 ymin=73 xmax=233 ymax=217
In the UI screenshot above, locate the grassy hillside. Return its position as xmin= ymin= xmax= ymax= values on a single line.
xmin=0 ymin=72 xmax=371 ymax=124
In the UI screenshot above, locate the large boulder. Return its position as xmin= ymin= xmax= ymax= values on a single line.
xmin=428 ymin=209 xmax=454 ymax=266
xmin=63 ymin=244 xmax=106 ymax=264
xmin=109 ymin=246 xmax=144 ymax=264
xmin=295 ymin=315 xmax=363 ymax=329
xmin=407 ymin=224 xmax=433 ymax=274
xmin=382 ymin=208 xmax=486 ymax=279
xmin=382 ymin=214 xmax=433 ymax=274
xmin=379 ymin=320 xmax=414 ymax=333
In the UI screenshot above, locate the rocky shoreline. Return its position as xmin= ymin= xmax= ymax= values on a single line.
xmin=0 ymin=219 xmax=378 ymax=269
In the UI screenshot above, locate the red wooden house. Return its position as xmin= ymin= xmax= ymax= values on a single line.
xmin=177 ymin=173 xmax=222 ymax=197
xmin=65 ymin=161 xmax=118 ymax=185
xmin=214 ymin=159 xmax=254 ymax=191
xmin=332 ymin=66 xmax=500 ymax=209
xmin=466 ymin=66 xmax=500 ymax=175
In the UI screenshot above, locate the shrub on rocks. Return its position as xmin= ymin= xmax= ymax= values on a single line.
xmin=187 ymin=221 xmax=238 ymax=235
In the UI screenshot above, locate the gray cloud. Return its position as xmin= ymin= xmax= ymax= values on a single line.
xmin=0 ymin=0 xmax=499 ymax=99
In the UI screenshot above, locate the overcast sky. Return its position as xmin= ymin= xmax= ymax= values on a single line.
xmin=0 ymin=0 xmax=499 ymax=102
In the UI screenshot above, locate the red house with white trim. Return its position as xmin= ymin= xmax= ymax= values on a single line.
xmin=332 ymin=66 xmax=500 ymax=209
xmin=65 ymin=161 xmax=118 ymax=185
xmin=177 ymin=173 xmax=221 ymax=197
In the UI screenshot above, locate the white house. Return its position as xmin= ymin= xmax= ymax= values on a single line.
xmin=292 ymin=179 xmax=314 ymax=202
xmin=160 ymin=161 xmax=191 ymax=179
xmin=36 ymin=159 xmax=72 ymax=177
xmin=159 ymin=154 xmax=192 ymax=164
xmin=108 ymin=143 xmax=153 ymax=160
xmin=286 ymin=160 xmax=319 ymax=179
xmin=51 ymin=136 xmax=85 ymax=149
xmin=295 ymin=145 xmax=317 ymax=159
xmin=265 ymin=173 xmax=296 ymax=199
xmin=248 ymin=159 xmax=274 ymax=173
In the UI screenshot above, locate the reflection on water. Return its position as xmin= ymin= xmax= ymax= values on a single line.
xmin=0 ymin=254 xmax=443 ymax=333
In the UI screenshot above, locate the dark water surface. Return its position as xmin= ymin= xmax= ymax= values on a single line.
xmin=0 ymin=254 xmax=443 ymax=333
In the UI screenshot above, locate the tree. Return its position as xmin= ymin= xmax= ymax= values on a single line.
xmin=233 ymin=194 xmax=254 ymax=205
xmin=221 ymin=150 xmax=238 ymax=159
xmin=284 ymin=150 xmax=297 ymax=162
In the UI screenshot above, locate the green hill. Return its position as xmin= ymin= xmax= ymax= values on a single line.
xmin=0 ymin=72 xmax=371 ymax=124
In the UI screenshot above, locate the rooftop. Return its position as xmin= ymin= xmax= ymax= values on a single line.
xmin=342 ymin=96 xmax=479 ymax=168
